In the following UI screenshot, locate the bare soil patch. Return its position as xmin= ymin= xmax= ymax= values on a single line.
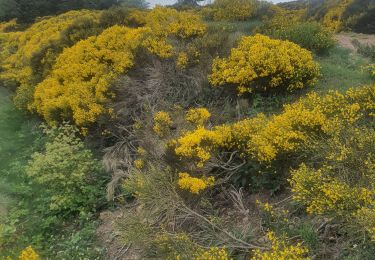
xmin=336 ymin=32 xmax=375 ymax=51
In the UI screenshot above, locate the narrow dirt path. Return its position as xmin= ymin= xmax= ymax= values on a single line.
xmin=336 ymin=32 xmax=375 ymax=50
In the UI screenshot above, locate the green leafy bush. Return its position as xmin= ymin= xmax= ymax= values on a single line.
xmin=26 ymin=123 xmax=106 ymax=215
xmin=271 ymin=22 xmax=336 ymax=54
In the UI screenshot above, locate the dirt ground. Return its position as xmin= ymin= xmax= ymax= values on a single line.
xmin=336 ymin=32 xmax=375 ymax=50
xmin=97 ymin=209 xmax=141 ymax=260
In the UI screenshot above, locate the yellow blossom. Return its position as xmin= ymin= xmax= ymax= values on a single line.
xmin=186 ymin=107 xmax=211 ymax=126
xmin=209 ymin=34 xmax=320 ymax=94
xmin=178 ymin=172 xmax=215 ymax=194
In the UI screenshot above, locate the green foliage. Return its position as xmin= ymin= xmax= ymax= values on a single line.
xmin=271 ymin=22 xmax=336 ymax=54
xmin=26 ymin=123 xmax=106 ymax=215
xmin=0 ymin=0 xmax=140 ymax=23
xmin=0 ymin=99 xmax=106 ymax=257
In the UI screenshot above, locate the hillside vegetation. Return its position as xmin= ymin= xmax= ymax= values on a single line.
xmin=0 ymin=0 xmax=374 ymax=259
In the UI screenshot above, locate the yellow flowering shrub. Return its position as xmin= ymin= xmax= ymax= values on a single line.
xmin=174 ymin=126 xmax=230 ymax=167
xmin=195 ymin=247 xmax=229 ymax=260
xmin=153 ymin=111 xmax=173 ymax=137
xmin=259 ymin=8 xmax=305 ymax=33
xmin=33 ymin=26 xmax=148 ymax=126
xmin=251 ymin=232 xmax=309 ymax=260
xmin=290 ymin=164 xmax=374 ymax=216
xmin=354 ymin=208 xmax=375 ymax=241
xmin=209 ymin=34 xmax=320 ymax=94
xmin=18 ymin=246 xmax=39 ymax=260
xmin=322 ymin=0 xmax=353 ymax=32
xmin=289 ymin=115 xmax=374 ymax=239
xmin=142 ymin=7 xmax=206 ymax=58
xmin=0 ymin=10 xmax=101 ymax=109
xmin=145 ymin=7 xmax=206 ymax=39
xmin=178 ymin=172 xmax=215 ymax=194
xmin=186 ymin=108 xmax=211 ymax=126
xmin=10 ymin=7 xmax=206 ymax=127
xmin=174 ymin=85 xmax=375 ymax=166
xmin=211 ymin=0 xmax=258 ymax=21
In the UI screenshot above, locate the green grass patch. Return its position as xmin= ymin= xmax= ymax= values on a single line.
xmin=315 ymin=47 xmax=373 ymax=92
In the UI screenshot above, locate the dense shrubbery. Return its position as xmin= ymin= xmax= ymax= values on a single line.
xmin=305 ymin=0 xmax=375 ymax=33
xmin=29 ymin=7 xmax=206 ymax=127
xmin=26 ymin=123 xmax=106 ymax=214
xmin=270 ymin=22 xmax=336 ymax=54
xmin=0 ymin=0 xmax=148 ymax=23
xmin=173 ymin=85 xmax=374 ymax=167
xmin=210 ymin=0 xmax=258 ymax=21
xmin=114 ymin=85 xmax=374 ymax=258
xmin=209 ymin=34 xmax=320 ymax=94
xmin=1 ymin=2 xmax=374 ymax=259
xmin=0 ymin=122 xmax=106 ymax=258
xmin=0 ymin=10 xmax=103 ymax=109
xmin=33 ymin=26 xmax=147 ymax=126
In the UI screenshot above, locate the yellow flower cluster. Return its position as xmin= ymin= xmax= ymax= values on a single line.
xmin=18 ymin=246 xmax=39 ymax=260
xmin=178 ymin=172 xmax=215 ymax=194
xmin=32 ymin=26 xmax=147 ymax=126
xmin=176 ymin=52 xmax=189 ymax=69
xmin=322 ymin=0 xmax=353 ymax=32
xmin=211 ymin=0 xmax=257 ymax=21
xmin=209 ymin=34 xmax=320 ymax=94
xmin=354 ymin=208 xmax=375 ymax=241
xmin=134 ymin=159 xmax=145 ymax=169
xmin=142 ymin=7 xmax=206 ymax=58
xmin=145 ymin=7 xmax=206 ymax=39
xmin=251 ymin=232 xmax=309 ymax=260
xmin=5 ymin=7 xmax=206 ymax=127
xmin=257 ymin=200 xmax=289 ymax=224
xmin=195 ymin=247 xmax=229 ymax=260
xmin=153 ymin=111 xmax=173 ymax=137
xmin=186 ymin=108 xmax=211 ymax=126
xmin=290 ymin=164 xmax=374 ymax=216
xmin=174 ymin=126 xmax=229 ymax=167
xmin=174 ymin=85 xmax=375 ymax=166
xmin=259 ymin=8 xmax=306 ymax=34
xmin=0 ymin=10 xmax=101 ymax=108
xmin=0 ymin=19 xmax=17 ymax=32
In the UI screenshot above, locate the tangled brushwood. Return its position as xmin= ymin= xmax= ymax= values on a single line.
xmin=0 ymin=0 xmax=374 ymax=259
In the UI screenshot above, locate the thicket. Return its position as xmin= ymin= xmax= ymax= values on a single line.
xmin=268 ymin=22 xmax=336 ymax=54
xmin=0 ymin=1 xmax=374 ymax=258
xmin=114 ymin=85 xmax=374 ymax=259
xmin=305 ymin=0 xmax=375 ymax=33
xmin=1 ymin=123 xmax=107 ymax=258
xmin=0 ymin=0 xmax=148 ymax=23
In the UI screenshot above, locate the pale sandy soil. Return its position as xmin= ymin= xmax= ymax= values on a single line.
xmin=336 ymin=32 xmax=375 ymax=50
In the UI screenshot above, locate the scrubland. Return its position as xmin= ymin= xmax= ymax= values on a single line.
xmin=0 ymin=0 xmax=374 ymax=259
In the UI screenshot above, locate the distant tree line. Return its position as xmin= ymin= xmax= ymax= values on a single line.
xmin=0 ymin=0 xmax=149 ymax=23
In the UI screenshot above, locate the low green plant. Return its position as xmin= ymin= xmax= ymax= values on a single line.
xmin=26 ymin=123 xmax=107 ymax=215
xmin=0 ymin=119 xmax=107 ymax=257
xmin=271 ymin=22 xmax=336 ymax=54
